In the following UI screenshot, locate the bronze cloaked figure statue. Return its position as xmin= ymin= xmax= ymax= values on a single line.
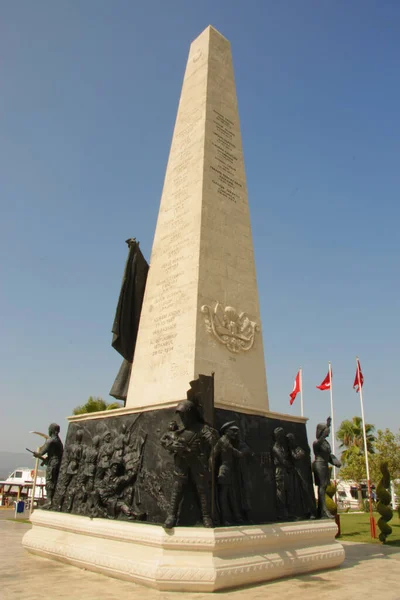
xmin=211 ymin=421 xmax=252 ymax=525
xmin=272 ymin=427 xmax=296 ymax=520
xmin=33 ymin=423 xmax=64 ymax=509
xmin=286 ymin=433 xmax=315 ymax=519
xmin=312 ymin=417 xmax=341 ymax=519
xmin=161 ymin=399 xmax=218 ymax=529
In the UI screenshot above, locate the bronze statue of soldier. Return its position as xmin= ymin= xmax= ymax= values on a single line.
xmin=96 ymin=430 xmax=114 ymax=482
xmin=160 ymin=420 xmax=180 ymax=450
xmin=112 ymin=422 xmax=133 ymax=462
xmin=211 ymin=421 xmax=252 ymax=525
xmin=161 ymin=399 xmax=218 ymax=529
xmin=312 ymin=417 xmax=341 ymax=519
xmin=78 ymin=434 xmax=100 ymax=512
xmin=97 ymin=456 xmax=144 ymax=520
xmin=272 ymin=426 xmax=296 ymax=520
xmin=58 ymin=429 xmax=84 ymax=512
xmin=33 ymin=423 xmax=63 ymax=509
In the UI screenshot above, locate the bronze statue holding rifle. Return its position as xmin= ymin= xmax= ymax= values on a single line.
xmin=29 ymin=423 xmax=63 ymax=509
xmin=161 ymin=399 xmax=218 ymax=529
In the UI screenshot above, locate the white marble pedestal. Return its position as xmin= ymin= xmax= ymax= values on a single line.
xmin=23 ymin=511 xmax=344 ymax=592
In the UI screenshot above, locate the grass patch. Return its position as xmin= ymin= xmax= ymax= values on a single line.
xmin=339 ymin=512 xmax=400 ymax=546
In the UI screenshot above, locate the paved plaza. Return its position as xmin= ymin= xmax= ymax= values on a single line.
xmin=1 ymin=510 xmax=400 ymax=600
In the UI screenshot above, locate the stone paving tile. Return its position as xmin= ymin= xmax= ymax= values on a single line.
xmin=1 ymin=516 xmax=400 ymax=600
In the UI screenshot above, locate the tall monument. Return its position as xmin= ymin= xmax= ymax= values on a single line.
xmin=126 ymin=26 xmax=268 ymax=414
xmin=23 ymin=26 xmax=344 ymax=592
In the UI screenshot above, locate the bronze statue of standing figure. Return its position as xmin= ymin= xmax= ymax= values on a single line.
xmin=286 ymin=432 xmax=315 ymax=519
xmin=161 ymin=399 xmax=218 ymax=529
xmin=33 ymin=423 xmax=64 ymax=509
xmin=79 ymin=434 xmax=100 ymax=512
xmin=272 ymin=427 xmax=296 ymax=520
xmin=96 ymin=431 xmax=114 ymax=482
xmin=210 ymin=421 xmax=252 ymax=525
xmin=112 ymin=422 xmax=133 ymax=462
xmin=58 ymin=429 xmax=84 ymax=512
xmin=312 ymin=417 xmax=341 ymax=519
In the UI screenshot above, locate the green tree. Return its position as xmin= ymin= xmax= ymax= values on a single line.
xmin=337 ymin=446 xmax=368 ymax=481
xmin=72 ymin=396 xmax=122 ymax=415
xmin=395 ymin=482 xmax=400 ymax=514
xmin=336 ymin=416 xmax=376 ymax=509
xmin=370 ymin=429 xmax=400 ymax=485
xmin=336 ymin=416 xmax=376 ymax=464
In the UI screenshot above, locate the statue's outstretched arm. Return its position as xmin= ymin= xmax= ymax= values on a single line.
xmin=329 ymin=453 xmax=341 ymax=468
xmin=34 ymin=438 xmax=51 ymax=458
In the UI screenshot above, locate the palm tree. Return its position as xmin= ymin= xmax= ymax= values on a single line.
xmin=336 ymin=416 xmax=376 ymax=509
xmin=72 ymin=396 xmax=122 ymax=415
xmin=336 ymin=416 xmax=376 ymax=463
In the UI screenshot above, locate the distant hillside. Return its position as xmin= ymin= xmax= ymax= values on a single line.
xmin=0 ymin=451 xmax=35 ymax=480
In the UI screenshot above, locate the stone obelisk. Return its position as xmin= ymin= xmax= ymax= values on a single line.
xmin=126 ymin=26 xmax=268 ymax=414
xmin=23 ymin=28 xmax=344 ymax=592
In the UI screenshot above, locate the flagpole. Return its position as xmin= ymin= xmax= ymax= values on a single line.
xmin=328 ymin=362 xmax=336 ymax=482
xmin=356 ymin=356 xmax=376 ymax=538
xmin=299 ymin=368 xmax=304 ymax=417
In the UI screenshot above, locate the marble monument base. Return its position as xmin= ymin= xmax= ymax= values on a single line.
xmin=23 ymin=511 xmax=344 ymax=592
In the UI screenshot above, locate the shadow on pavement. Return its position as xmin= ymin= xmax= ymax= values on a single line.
xmin=341 ymin=540 xmax=400 ymax=564
xmin=212 ymin=541 xmax=400 ymax=594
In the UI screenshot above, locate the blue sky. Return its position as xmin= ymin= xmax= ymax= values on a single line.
xmin=1 ymin=1 xmax=399 ymax=454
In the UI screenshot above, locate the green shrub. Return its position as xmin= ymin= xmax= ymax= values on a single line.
xmin=326 ymin=467 xmax=337 ymax=516
xmin=376 ymin=462 xmax=393 ymax=543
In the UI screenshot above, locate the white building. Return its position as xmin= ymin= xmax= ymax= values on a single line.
xmin=0 ymin=467 xmax=46 ymax=506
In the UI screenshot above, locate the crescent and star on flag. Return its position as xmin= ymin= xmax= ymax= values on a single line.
xmin=316 ymin=370 xmax=332 ymax=391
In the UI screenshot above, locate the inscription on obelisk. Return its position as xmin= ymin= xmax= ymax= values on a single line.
xmin=126 ymin=26 xmax=269 ymax=414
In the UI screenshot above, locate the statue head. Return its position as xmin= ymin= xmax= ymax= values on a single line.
xmin=48 ymin=423 xmax=60 ymax=437
xmin=102 ymin=431 xmax=111 ymax=443
xmin=220 ymin=421 xmax=240 ymax=442
xmin=110 ymin=457 xmax=122 ymax=474
xmin=274 ymin=427 xmax=286 ymax=443
xmin=286 ymin=433 xmax=296 ymax=449
xmin=76 ymin=429 xmax=83 ymax=443
xmin=316 ymin=422 xmax=330 ymax=440
xmin=92 ymin=435 xmax=100 ymax=448
xmin=168 ymin=420 xmax=179 ymax=432
xmin=176 ymin=400 xmax=200 ymax=428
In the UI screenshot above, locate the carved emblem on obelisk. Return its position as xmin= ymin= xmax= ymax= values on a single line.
xmin=201 ymin=302 xmax=260 ymax=354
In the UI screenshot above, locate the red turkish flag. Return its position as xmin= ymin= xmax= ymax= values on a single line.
xmin=289 ymin=371 xmax=301 ymax=404
xmin=316 ymin=371 xmax=331 ymax=391
xmin=353 ymin=359 xmax=364 ymax=392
